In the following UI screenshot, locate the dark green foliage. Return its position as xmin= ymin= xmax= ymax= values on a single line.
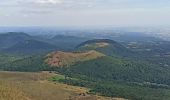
xmin=76 ymin=39 xmax=119 ymax=47
xmin=0 ymin=54 xmax=21 ymax=65
xmin=90 ymin=82 xmax=170 ymax=100
xmin=54 ymin=56 xmax=170 ymax=100
xmin=58 ymin=78 xmax=170 ymax=100
xmin=2 ymin=55 xmax=52 ymax=72
xmin=67 ymin=56 xmax=170 ymax=85
xmin=3 ymin=39 xmax=56 ymax=55
xmin=76 ymin=39 xmax=134 ymax=57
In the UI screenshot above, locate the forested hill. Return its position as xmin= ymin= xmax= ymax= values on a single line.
xmin=76 ymin=39 xmax=134 ymax=57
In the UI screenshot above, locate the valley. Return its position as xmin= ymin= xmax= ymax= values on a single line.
xmin=0 ymin=32 xmax=170 ymax=100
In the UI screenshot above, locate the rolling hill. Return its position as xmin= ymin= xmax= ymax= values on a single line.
xmin=76 ymin=39 xmax=133 ymax=57
xmin=0 ymin=32 xmax=32 ymax=50
xmin=4 ymin=46 xmax=170 ymax=86
xmin=0 ymin=32 xmax=57 ymax=55
xmin=3 ymin=39 xmax=57 ymax=55
xmin=45 ymin=50 xmax=105 ymax=67
xmin=2 ymin=39 xmax=170 ymax=85
xmin=0 ymin=32 xmax=91 ymax=55
xmin=67 ymin=56 xmax=170 ymax=84
xmin=1 ymin=37 xmax=170 ymax=100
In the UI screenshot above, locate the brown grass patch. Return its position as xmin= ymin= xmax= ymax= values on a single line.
xmin=0 ymin=81 xmax=30 ymax=100
xmin=83 ymin=42 xmax=109 ymax=49
xmin=0 ymin=71 xmax=86 ymax=100
xmin=0 ymin=71 xmax=126 ymax=100
xmin=0 ymin=71 xmax=54 ymax=81
xmin=45 ymin=50 xmax=105 ymax=67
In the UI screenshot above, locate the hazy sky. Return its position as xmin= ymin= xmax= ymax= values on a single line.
xmin=0 ymin=0 xmax=170 ymax=27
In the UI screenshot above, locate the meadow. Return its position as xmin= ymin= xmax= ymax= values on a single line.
xmin=0 ymin=71 xmax=124 ymax=100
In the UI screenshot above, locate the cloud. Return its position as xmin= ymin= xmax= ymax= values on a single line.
xmin=2 ymin=0 xmax=170 ymax=10
xmin=35 ymin=0 xmax=63 ymax=4
xmin=21 ymin=0 xmax=64 ymax=5
xmin=1 ymin=0 xmax=170 ymax=27
xmin=1 ymin=0 xmax=169 ymax=16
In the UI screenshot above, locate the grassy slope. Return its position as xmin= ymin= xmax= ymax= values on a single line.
xmin=80 ymin=42 xmax=110 ymax=49
xmin=0 ymin=82 xmax=30 ymax=100
xmin=2 ymin=50 xmax=105 ymax=72
xmin=0 ymin=71 xmax=121 ymax=100
xmin=45 ymin=50 xmax=105 ymax=67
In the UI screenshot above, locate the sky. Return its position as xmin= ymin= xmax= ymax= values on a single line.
xmin=0 ymin=0 xmax=170 ymax=27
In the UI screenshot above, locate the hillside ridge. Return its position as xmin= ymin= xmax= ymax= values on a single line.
xmin=45 ymin=50 xmax=105 ymax=67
